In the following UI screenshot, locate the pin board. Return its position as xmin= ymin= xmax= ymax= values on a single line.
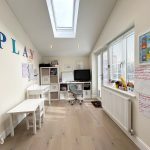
xmin=62 ymin=71 xmax=74 ymax=82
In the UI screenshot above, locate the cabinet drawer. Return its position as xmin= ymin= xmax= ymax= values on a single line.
xmin=41 ymin=76 xmax=50 ymax=85
xmin=50 ymin=84 xmax=59 ymax=92
xmin=83 ymin=90 xmax=91 ymax=99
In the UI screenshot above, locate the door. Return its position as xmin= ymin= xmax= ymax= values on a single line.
xmin=97 ymin=54 xmax=102 ymax=97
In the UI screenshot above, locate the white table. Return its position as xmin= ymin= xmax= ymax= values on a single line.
xmin=7 ymin=98 xmax=45 ymax=136
xmin=27 ymin=84 xmax=50 ymax=104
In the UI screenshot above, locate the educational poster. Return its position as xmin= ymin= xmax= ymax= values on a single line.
xmin=22 ymin=63 xmax=29 ymax=78
xmin=139 ymin=93 xmax=150 ymax=118
xmin=139 ymin=31 xmax=150 ymax=63
xmin=135 ymin=65 xmax=150 ymax=80
xmin=22 ymin=63 xmax=34 ymax=80
xmin=135 ymin=65 xmax=150 ymax=118
xmin=28 ymin=63 xmax=34 ymax=81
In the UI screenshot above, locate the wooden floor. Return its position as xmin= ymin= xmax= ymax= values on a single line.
xmin=0 ymin=101 xmax=139 ymax=150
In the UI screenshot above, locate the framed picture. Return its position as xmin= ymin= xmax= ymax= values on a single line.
xmin=22 ymin=63 xmax=34 ymax=81
xmin=22 ymin=63 xmax=29 ymax=78
xmin=139 ymin=31 xmax=150 ymax=64
xmin=28 ymin=63 xmax=34 ymax=81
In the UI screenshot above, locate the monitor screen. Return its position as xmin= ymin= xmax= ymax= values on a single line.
xmin=74 ymin=69 xmax=91 ymax=81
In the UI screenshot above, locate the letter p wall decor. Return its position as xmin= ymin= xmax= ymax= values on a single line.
xmin=0 ymin=32 xmax=6 ymax=49
xmin=0 ymin=31 xmax=34 ymax=61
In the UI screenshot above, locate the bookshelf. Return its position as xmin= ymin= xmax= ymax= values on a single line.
xmin=40 ymin=67 xmax=59 ymax=101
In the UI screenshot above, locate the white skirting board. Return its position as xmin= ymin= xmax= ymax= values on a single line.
xmin=0 ymin=114 xmax=26 ymax=144
xmin=136 ymin=137 xmax=150 ymax=150
xmin=96 ymin=97 xmax=101 ymax=101
xmin=103 ymin=109 xmax=150 ymax=150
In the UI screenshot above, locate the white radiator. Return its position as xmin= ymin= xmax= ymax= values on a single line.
xmin=101 ymin=87 xmax=131 ymax=132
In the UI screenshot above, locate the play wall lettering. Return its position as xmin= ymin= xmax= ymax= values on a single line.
xmin=0 ymin=31 xmax=34 ymax=60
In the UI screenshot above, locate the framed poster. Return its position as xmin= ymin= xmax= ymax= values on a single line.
xmin=139 ymin=31 xmax=150 ymax=63
xmin=28 ymin=63 xmax=34 ymax=81
xmin=22 ymin=63 xmax=29 ymax=78
xmin=22 ymin=63 xmax=34 ymax=81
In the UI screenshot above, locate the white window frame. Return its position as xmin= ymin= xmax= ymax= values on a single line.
xmin=46 ymin=0 xmax=80 ymax=38
xmin=102 ymin=29 xmax=135 ymax=85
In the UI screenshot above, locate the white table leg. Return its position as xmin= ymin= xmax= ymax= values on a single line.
xmin=9 ymin=114 xmax=14 ymax=136
xmin=26 ymin=115 xmax=29 ymax=130
xmin=42 ymin=101 xmax=45 ymax=117
xmin=41 ymin=93 xmax=44 ymax=99
xmin=32 ymin=112 xmax=36 ymax=134
xmin=39 ymin=116 xmax=41 ymax=129
xmin=48 ymin=92 xmax=51 ymax=105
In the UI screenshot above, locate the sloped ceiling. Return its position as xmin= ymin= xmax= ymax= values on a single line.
xmin=6 ymin=0 xmax=116 ymax=56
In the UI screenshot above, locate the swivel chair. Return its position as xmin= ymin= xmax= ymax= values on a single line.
xmin=69 ymin=83 xmax=83 ymax=105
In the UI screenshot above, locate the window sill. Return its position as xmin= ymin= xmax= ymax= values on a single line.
xmin=103 ymin=84 xmax=136 ymax=98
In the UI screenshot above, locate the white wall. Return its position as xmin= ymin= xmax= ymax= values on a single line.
xmin=0 ymin=0 xmax=41 ymax=135
xmin=42 ymin=56 xmax=90 ymax=79
xmin=91 ymin=0 xmax=150 ymax=148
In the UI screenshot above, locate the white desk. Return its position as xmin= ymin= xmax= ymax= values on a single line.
xmin=27 ymin=84 xmax=50 ymax=104
xmin=7 ymin=98 xmax=45 ymax=136
xmin=59 ymin=81 xmax=91 ymax=100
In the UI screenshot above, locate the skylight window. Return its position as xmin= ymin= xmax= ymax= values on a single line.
xmin=52 ymin=0 xmax=74 ymax=29
xmin=46 ymin=0 xmax=80 ymax=38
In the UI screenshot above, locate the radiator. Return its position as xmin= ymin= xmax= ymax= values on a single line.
xmin=101 ymin=87 xmax=132 ymax=132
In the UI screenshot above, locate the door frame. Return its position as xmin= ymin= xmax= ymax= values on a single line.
xmin=96 ymin=46 xmax=108 ymax=98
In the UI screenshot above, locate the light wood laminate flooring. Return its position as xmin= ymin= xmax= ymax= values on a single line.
xmin=0 ymin=101 xmax=139 ymax=150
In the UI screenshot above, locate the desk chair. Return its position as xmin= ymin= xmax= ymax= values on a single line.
xmin=69 ymin=83 xmax=83 ymax=105
xmin=26 ymin=101 xmax=44 ymax=130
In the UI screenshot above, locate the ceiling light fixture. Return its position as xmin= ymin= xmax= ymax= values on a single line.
xmin=50 ymin=45 xmax=53 ymax=49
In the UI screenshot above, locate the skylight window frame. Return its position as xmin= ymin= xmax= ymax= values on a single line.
xmin=51 ymin=0 xmax=75 ymax=30
xmin=46 ymin=0 xmax=80 ymax=38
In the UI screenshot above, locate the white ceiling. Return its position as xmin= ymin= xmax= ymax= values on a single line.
xmin=6 ymin=0 xmax=116 ymax=56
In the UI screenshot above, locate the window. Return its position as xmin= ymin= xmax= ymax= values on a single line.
xmin=46 ymin=0 xmax=80 ymax=38
xmin=97 ymin=54 xmax=102 ymax=97
xmin=126 ymin=33 xmax=134 ymax=82
xmin=103 ymin=30 xmax=135 ymax=86
xmin=52 ymin=0 xmax=74 ymax=29
xmin=109 ymin=40 xmax=125 ymax=81
xmin=103 ymin=51 xmax=109 ymax=85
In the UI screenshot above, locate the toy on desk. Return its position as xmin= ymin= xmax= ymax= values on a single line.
xmin=127 ymin=82 xmax=134 ymax=92
xmin=120 ymin=76 xmax=127 ymax=91
xmin=115 ymin=81 xmax=123 ymax=88
xmin=115 ymin=76 xmax=127 ymax=91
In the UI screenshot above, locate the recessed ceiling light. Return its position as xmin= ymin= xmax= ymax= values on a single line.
xmin=50 ymin=45 xmax=53 ymax=49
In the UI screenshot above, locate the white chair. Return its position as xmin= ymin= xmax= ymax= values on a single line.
xmin=26 ymin=101 xmax=44 ymax=130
